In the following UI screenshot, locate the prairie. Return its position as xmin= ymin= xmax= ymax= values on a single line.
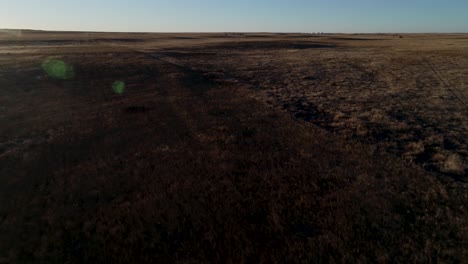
xmin=0 ymin=30 xmax=466 ymax=263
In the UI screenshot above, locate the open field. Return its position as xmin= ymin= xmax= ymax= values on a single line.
xmin=0 ymin=30 xmax=467 ymax=263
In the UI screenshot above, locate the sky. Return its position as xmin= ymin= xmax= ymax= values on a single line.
xmin=0 ymin=0 xmax=467 ymax=33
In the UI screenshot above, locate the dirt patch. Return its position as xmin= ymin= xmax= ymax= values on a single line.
xmin=123 ymin=106 xmax=153 ymax=114
xmin=206 ymin=41 xmax=337 ymax=51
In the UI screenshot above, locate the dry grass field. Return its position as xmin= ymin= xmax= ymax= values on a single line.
xmin=0 ymin=30 xmax=467 ymax=263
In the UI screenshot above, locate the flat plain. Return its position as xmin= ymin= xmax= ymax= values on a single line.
xmin=0 ymin=30 xmax=467 ymax=263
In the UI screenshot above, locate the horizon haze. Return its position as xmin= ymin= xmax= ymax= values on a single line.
xmin=1 ymin=0 xmax=467 ymax=33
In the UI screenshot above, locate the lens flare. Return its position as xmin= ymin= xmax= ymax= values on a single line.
xmin=112 ymin=81 xmax=126 ymax=94
xmin=41 ymin=58 xmax=75 ymax=80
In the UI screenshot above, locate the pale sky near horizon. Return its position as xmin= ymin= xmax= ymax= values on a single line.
xmin=0 ymin=0 xmax=467 ymax=33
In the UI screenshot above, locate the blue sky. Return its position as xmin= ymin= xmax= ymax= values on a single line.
xmin=0 ymin=0 xmax=467 ymax=33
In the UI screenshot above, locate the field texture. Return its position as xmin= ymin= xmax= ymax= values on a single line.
xmin=0 ymin=30 xmax=467 ymax=263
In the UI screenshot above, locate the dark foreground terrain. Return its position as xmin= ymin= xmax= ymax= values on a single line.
xmin=0 ymin=30 xmax=467 ymax=263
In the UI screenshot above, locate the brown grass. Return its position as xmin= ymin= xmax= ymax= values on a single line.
xmin=0 ymin=31 xmax=466 ymax=263
xmin=168 ymin=34 xmax=468 ymax=180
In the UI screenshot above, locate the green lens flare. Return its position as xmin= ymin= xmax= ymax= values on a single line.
xmin=41 ymin=58 xmax=75 ymax=80
xmin=112 ymin=81 xmax=125 ymax=94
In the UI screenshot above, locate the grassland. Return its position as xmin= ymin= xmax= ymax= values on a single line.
xmin=0 ymin=30 xmax=467 ymax=263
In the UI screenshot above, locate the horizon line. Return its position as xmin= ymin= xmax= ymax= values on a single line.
xmin=1 ymin=28 xmax=468 ymax=35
